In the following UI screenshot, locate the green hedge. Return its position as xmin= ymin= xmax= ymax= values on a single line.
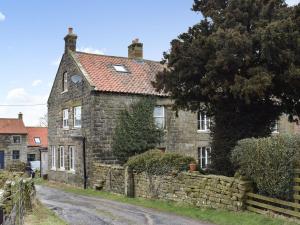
xmin=231 ymin=135 xmax=300 ymax=200
xmin=126 ymin=149 xmax=196 ymax=175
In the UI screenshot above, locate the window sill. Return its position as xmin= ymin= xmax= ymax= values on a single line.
xmin=58 ymin=168 xmax=65 ymax=171
xmin=73 ymin=126 xmax=81 ymax=129
xmin=51 ymin=167 xmax=56 ymax=171
xmin=62 ymin=127 xmax=69 ymax=130
xmin=67 ymin=169 xmax=76 ymax=174
xmin=61 ymin=90 xmax=68 ymax=94
xmin=197 ymin=130 xmax=210 ymax=134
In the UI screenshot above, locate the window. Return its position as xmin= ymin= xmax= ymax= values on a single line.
xmin=74 ymin=106 xmax=82 ymax=128
xmin=34 ymin=137 xmax=41 ymax=144
xmin=58 ymin=146 xmax=65 ymax=170
xmin=12 ymin=150 xmax=20 ymax=160
xmin=63 ymin=109 xmax=69 ymax=128
xmin=153 ymin=106 xmax=165 ymax=129
xmin=12 ymin=136 xmax=21 ymax=144
xmin=62 ymin=72 xmax=68 ymax=92
xmin=51 ymin=146 xmax=56 ymax=169
xmin=113 ymin=65 xmax=128 ymax=73
xmin=67 ymin=146 xmax=75 ymax=171
xmin=27 ymin=154 xmax=35 ymax=162
xmin=272 ymin=121 xmax=279 ymax=133
xmin=198 ymin=147 xmax=211 ymax=169
xmin=197 ymin=112 xmax=210 ymax=131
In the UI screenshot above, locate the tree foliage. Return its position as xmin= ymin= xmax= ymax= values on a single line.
xmin=112 ymin=98 xmax=163 ymax=163
xmin=154 ymin=0 xmax=300 ymax=175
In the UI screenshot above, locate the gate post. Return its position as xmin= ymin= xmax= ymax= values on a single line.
xmin=124 ymin=166 xmax=134 ymax=198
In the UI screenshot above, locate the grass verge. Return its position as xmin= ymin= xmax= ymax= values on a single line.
xmin=35 ymin=178 xmax=298 ymax=225
xmin=24 ymin=199 xmax=67 ymax=225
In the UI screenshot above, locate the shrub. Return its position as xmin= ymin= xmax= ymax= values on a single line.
xmin=231 ymin=135 xmax=300 ymax=200
xmin=126 ymin=149 xmax=196 ymax=175
xmin=112 ymin=98 xmax=164 ymax=163
xmin=6 ymin=161 xmax=27 ymax=172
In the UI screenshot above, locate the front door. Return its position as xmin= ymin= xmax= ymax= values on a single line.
xmin=0 ymin=151 xmax=5 ymax=169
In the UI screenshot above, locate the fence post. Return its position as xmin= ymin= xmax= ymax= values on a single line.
xmin=124 ymin=167 xmax=134 ymax=198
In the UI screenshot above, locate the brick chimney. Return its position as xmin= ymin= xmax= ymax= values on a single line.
xmin=64 ymin=27 xmax=77 ymax=53
xmin=128 ymin=38 xmax=143 ymax=60
xmin=18 ymin=112 xmax=23 ymax=120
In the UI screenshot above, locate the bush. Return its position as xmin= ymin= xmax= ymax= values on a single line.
xmin=6 ymin=161 xmax=27 ymax=172
xmin=126 ymin=149 xmax=196 ymax=175
xmin=231 ymin=135 xmax=300 ymax=200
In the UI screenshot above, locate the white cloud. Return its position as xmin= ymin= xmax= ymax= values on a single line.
xmin=0 ymin=88 xmax=48 ymax=126
xmin=0 ymin=12 xmax=5 ymax=22
xmin=286 ymin=0 xmax=299 ymax=5
xmin=32 ymin=80 xmax=42 ymax=87
xmin=78 ymin=47 xmax=106 ymax=55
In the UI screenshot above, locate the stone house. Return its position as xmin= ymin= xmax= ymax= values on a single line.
xmin=48 ymin=28 xmax=298 ymax=187
xmin=0 ymin=113 xmax=48 ymax=169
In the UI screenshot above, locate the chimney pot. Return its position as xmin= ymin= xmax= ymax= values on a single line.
xmin=18 ymin=112 xmax=23 ymax=120
xmin=68 ymin=27 xmax=73 ymax=34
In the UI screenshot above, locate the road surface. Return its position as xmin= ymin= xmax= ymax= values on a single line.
xmin=36 ymin=185 xmax=214 ymax=225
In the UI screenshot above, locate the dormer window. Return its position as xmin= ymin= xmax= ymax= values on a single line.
xmin=113 ymin=65 xmax=128 ymax=73
xmin=62 ymin=72 xmax=68 ymax=92
xmin=34 ymin=137 xmax=41 ymax=144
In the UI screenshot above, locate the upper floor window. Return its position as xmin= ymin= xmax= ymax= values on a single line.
xmin=154 ymin=106 xmax=165 ymax=129
xmin=62 ymin=72 xmax=68 ymax=92
xmin=12 ymin=136 xmax=21 ymax=144
xmin=197 ymin=112 xmax=210 ymax=132
xmin=74 ymin=106 xmax=82 ymax=128
xmin=198 ymin=147 xmax=211 ymax=169
xmin=63 ymin=109 xmax=69 ymax=128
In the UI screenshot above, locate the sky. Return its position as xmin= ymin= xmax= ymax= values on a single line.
xmin=0 ymin=0 xmax=299 ymax=126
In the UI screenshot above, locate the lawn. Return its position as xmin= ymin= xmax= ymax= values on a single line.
xmin=35 ymin=178 xmax=298 ymax=225
xmin=24 ymin=199 xmax=67 ymax=225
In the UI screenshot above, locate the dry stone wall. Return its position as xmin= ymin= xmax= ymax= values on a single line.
xmin=90 ymin=163 xmax=252 ymax=211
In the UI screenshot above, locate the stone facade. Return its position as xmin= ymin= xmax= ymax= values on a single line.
xmin=0 ymin=134 xmax=27 ymax=169
xmin=89 ymin=163 xmax=252 ymax=211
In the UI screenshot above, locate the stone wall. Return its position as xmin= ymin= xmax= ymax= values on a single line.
xmin=90 ymin=163 xmax=252 ymax=211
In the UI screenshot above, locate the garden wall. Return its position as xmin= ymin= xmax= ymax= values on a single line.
xmin=90 ymin=163 xmax=253 ymax=211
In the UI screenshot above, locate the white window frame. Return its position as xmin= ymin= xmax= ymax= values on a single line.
xmin=272 ymin=121 xmax=279 ymax=134
xmin=153 ymin=106 xmax=165 ymax=129
xmin=74 ymin=106 xmax=82 ymax=128
xmin=198 ymin=147 xmax=211 ymax=169
xmin=34 ymin=137 xmax=41 ymax=144
xmin=68 ymin=146 xmax=75 ymax=172
xmin=59 ymin=146 xmax=65 ymax=170
xmin=62 ymin=72 xmax=68 ymax=92
xmin=63 ymin=109 xmax=69 ymax=129
xmin=197 ymin=112 xmax=210 ymax=132
xmin=51 ymin=146 xmax=56 ymax=170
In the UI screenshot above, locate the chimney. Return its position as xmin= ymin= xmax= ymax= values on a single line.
xmin=64 ymin=27 xmax=77 ymax=53
xmin=128 ymin=38 xmax=143 ymax=60
xmin=18 ymin=112 xmax=23 ymax=120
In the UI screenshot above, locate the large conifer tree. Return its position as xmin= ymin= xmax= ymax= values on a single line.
xmin=154 ymin=0 xmax=300 ymax=175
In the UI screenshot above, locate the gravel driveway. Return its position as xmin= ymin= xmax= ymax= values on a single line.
xmin=36 ymin=185 xmax=214 ymax=225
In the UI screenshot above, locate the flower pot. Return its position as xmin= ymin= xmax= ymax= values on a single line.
xmin=189 ymin=163 xmax=197 ymax=172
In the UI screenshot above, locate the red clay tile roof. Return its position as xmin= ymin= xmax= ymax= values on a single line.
xmin=26 ymin=127 xmax=48 ymax=148
xmin=75 ymin=52 xmax=168 ymax=96
xmin=0 ymin=119 xmax=27 ymax=134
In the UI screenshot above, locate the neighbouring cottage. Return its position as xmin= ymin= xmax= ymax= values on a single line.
xmin=0 ymin=113 xmax=48 ymax=169
xmin=47 ymin=28 xmax=299 ymax=187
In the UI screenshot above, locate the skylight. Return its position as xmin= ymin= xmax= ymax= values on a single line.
xmin=34 ymin=137 xmax=41 ymax=144
xmin=113 ymin=65 xmax=128 ymax=73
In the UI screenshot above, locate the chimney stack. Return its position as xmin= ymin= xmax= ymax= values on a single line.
xmin=64 ymin=27 xmax=77 ymax=53
xmin=128 ymin=38 xmax=143 ymax=60
xmin=18 ymin=112 xmax=23 ymax=120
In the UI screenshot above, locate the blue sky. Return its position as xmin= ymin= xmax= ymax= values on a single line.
xmin=0 ymin=0 xmax=298 ymax=126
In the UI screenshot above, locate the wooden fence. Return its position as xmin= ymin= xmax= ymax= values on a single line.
xmin=246 ymin=169 xmax=300 ymax=219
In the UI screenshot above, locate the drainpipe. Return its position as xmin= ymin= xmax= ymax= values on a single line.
xmin=39 ymin=149 xmax=42 ymax=177
xmin=82 ymin=137 xmax=87 ymax=189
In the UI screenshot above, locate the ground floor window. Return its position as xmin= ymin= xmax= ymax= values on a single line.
xmin=198 ymin=147 xmax=211 ymax=169
xmin=51 ymin=146 xmax=56 ymax=169
xmin=66 ymin=146 xmax=75 ymax=171
xmin=58 ymin=146 xmax=65 ymax=169
xmin=12 ymin=150 xmax=20 ymax=160
xmin=27 ymin=154 xmax=36 ymax=162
